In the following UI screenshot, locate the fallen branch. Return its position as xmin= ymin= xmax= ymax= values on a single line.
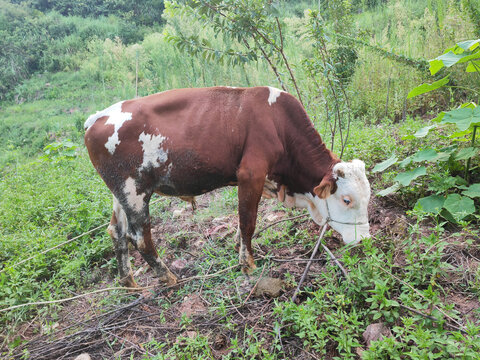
xmin=253 ymin=213 xmax=308 ymax=239
xmin=243 ymin=263 xmax=267 ymax=305
xmin=291 ymin=224 xmax=328 ymax=302
xmin=0 ymin=264 xmax=239 ymax=313
xmin=320 ymin=243 xmax=349 ymax=278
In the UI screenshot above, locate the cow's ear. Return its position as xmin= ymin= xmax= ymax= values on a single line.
xmin=314 ymin=173 xmax=337 ymax=199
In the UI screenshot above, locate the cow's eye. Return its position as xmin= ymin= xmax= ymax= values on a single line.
xmin=343 ymin=198 xmax=351 ymax=205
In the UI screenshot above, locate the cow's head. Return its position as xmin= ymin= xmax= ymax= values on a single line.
xmin=274 ymin=160 xmax=371 ymax=244
xmin=311 ymin=159 xmax=371 ymax=244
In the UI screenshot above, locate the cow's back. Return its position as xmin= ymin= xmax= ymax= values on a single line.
xmin=84 ymin=87 xmax=282 ymax=197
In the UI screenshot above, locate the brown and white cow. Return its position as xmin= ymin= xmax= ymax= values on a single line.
xmin=84 ymin=86 xmax=371 ymax=288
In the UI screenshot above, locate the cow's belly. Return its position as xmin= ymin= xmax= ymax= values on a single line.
xmin=151 ymin=149 xmax=238 ymax=197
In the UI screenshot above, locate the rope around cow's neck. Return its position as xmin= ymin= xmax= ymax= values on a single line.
xmin=324 ymin=197 xmax=369 ymax=227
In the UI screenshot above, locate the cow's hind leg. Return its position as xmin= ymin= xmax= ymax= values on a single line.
xmin=121 ymin=195 xmax=177 ymax=286
xmin=237 ymin=160 xmax=268 ymax=274
xmin=108 ymin=196 xmax=137 ymax=288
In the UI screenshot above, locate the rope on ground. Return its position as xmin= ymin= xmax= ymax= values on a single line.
xmin=0 ymin=222 xmax=109 ymax=275
xmin=0 ymin=264 xmax=239 ymax=313
xmin=0 ymin=199 xmax=164 ymax=274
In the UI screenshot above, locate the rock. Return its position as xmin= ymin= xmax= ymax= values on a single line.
xmin=212 ymin=333 xmax=227 ymax=350
xmin=171 ymin=258 xmax=188 ymax=272
xmin=253 ymin=277 xmax=284 ymax=298
xmin=178 ymin=294 xmax=206 ymax=317
xmin=363 ymin=322 xmax=392 ymax=347
xmin=173 ymin=208 xmax=185 ymax=217
xmin=74 ymin=354 xmax=91 ymax=360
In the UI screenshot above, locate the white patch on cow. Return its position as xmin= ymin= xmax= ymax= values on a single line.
xmin=123 ymin=177 xmax=145 ymax=213
xmin=131 ymin=231 xmax=145 ymax=251
xmin=111 ymin=196 xmax=127 ymax=235
xmin=225 ymin=86 xmax=238 ymax=89
xmin=138 ymin=132 xmax=168 ymax=171
xmin=84 ymin=101 xmax=131 ymax=130
xmin=84 ymin=101 xmax=133 ymax=154
xmin=267 ymin=86 xmax=284 ymax=106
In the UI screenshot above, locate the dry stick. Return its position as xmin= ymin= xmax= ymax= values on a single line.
xmin=272 ymin=258 xmax=324 ymax=263
xmin=291 ymin=224 xmax=328 ymax=303
xmin=320 ymin=243 xmax=349 ymax=278
xmin=252 ymin=213 xmax=308 ymax=239
xmin=243 ymin=263 xmax=267 ymax=306
xmin=0 ymin=264 xmax=239 ymax=313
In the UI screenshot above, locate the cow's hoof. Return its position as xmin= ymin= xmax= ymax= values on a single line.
xmin=240 ymin=255 xmax=257 ymax=275
xmin=159 ymin=270 xmax=178 ymax=286
xmin=120 ymin=273 xmax=139 ymax=290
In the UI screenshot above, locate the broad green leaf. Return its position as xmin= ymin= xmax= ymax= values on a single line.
xmin=399 ymin=156 xmax=412 ymax=168
xmin=431 ymin=111 xmax=446 ymax=123
xmin=429 ymin=59 xmax=444 ymax=75
xmin=457 ymin=39 xmax=480 ymax=51
xmin=449 ymin=129 xmax=472 ymax=139
xmin=443 ymin=194 xmax=475 ymax=220
xmin=407 ymin=76 xmax=450 ymax=99
xmin=377 ymin=183 xmax=400 ymax=196
xmin=463 ymin=184 xmax=480 ymax=198
xmin=414 ymin=125 xmax=436 ymax=138
xmin=414 ymin=195 xmax=445 ymax=214
xmin=412 ymin=149 xmax=438 ymax=162
xmin=454 ymin=147 xmax=479 ymax=160
xmin=394 ymin=167 xmax=426 ymax=186
xmin=372 ymin=155 xmax=398 ymax=173
xmin=457 ymin=51 xmax=480 ymax=64
xmin=441 ymin=106 xmax=480 ymax=131
xmin=460 ymin=102 xmax=477 ymax=109
xmin=434 ymin=51 xmax=467 ymax=68
xmin=466 ymin=60 xmax=480 ymax=72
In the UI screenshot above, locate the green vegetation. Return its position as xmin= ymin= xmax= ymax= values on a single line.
xmin=1 ymin=0 xmax=479 ymax=358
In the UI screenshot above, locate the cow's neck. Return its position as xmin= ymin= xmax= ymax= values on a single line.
xmin=273 ymin=108 xmax=338 ymax=195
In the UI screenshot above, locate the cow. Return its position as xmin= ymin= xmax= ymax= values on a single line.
xmin=84 ymin=86 xmax=371 ymax=288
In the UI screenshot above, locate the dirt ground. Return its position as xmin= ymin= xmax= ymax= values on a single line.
xmin=5 ymin=190 xmax=480 ymax=359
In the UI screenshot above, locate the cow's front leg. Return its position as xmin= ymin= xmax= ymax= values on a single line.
xmin=237 ymin=162 xmax=267 ymax=274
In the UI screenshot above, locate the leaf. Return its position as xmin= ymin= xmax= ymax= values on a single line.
xmin=431 ymin=111 xmax=446 ymax=123
xmin=456 ymin=39 xmax=480 ymax=51
xmin=414 ymin=195 xmax=445 ymax=214
xmin=377 ymin=183 xmax=400 ymax=196
xmin=414 ymin=125 xmax=436 ymax=138
xmin=441 ymin=106 xmax=480 ymax=131
xmin=429 ymin=59 xmax=444 ymax=75
xmin=463 ymin=184 xmax=480 ymax=198
xmin=372 ymin=155 xmax=398 ymax=173
xmin=407 ymin=75 xmax=450 ymax=98
xmin=454 ymin=147 xmax=479 ymax=160
xmin=394 ymin=167 xmax=426 ymax=186
xmin=399 ymin=156 xmax=412 ymax=168
xmin=443 ymin=194 xmax=475 ymax=220
xmin=466 ymin=60 xmax=480 ymax=72
xmin=435 ymin=51 xmax=468 ymax=68
xmin=411 ymin=149 xmax=438 ymax=162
